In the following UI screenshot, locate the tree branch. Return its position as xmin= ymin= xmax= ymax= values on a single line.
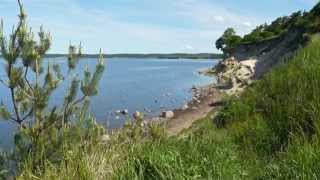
xmin=22 ymin=108 xmax=33 ymax=121
xmin=24 ymin=67 xmax=33 ymax=91
xmin=6 ymin=0 xmax=26 ymax=125
xmin=10 ymin=88 xmax=22 ymax=123
xmin=72 ymin=95 xmax=86 ymax=106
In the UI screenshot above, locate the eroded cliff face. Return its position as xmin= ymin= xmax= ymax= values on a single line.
xmin=231 ymin=28 xmax=306 ymax=78
xmin=213 ymin=28 xmax=308 ymax=95
xmin=214 ymin=57 xmax=257 ymax=95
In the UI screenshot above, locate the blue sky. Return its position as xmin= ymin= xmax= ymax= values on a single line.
xmin=0 ymin=0 xmax=316 ymax=54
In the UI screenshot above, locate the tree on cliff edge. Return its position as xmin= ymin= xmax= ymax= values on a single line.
xmin=215 ymin=28 xmax=242 ymax=57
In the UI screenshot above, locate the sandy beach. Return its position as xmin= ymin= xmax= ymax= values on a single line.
xmin=164 ymin=57 xmax=258 ymax=135
xmin=164 ymin=84 xmax=222 ymax=136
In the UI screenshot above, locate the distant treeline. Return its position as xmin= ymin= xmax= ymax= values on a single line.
xmin=42 ymin=53 xmax=223 ymax=59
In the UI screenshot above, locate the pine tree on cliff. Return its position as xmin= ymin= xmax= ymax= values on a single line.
xmin=0 ymin=0 xmax=105 ymax=158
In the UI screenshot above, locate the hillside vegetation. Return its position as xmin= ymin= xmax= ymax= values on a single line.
xmin=215 ymin=36 xmax=320 ymax=178
xmin=12 ymin=36 xmax=320 ymax=179
xmin=1 ymin=1 xmax=320 ymax=179
xmin=216 ymin=2 xmax=320 ymax=55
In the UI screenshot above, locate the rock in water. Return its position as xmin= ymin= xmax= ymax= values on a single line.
xmin=133 ymin=111 xmax=141 ymax=119
xmin=121 ymin=109 xmax=129 ymax=115
xmin=161 ymin=111 xmax=174 ymax=119
xmin=144 ymin=108 xmax=151 ymax=113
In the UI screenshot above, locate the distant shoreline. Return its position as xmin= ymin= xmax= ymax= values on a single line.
xmin=42 ymin=53 xmax=223 ymax=59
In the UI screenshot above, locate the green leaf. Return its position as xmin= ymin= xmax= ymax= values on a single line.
xmin=0 ymin=103 xmax=11 ymax=121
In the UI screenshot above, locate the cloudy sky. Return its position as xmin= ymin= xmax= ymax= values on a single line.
xmin=0 ymin=0 xmax=316 ymax=54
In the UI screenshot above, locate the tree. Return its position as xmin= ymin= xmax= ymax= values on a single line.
xmin=0 ymin=0 xmax=105 ymax=170
xmin=216 ymin=28 xmax=242 ymax=56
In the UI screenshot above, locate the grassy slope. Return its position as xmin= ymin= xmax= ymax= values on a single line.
xmin=215 ymin=35 xmax=320 ymax=179
xmin=113 ymin=35 xmax=320 ymax=179
xmin=17 ymin=37 xmax=320 ymax=179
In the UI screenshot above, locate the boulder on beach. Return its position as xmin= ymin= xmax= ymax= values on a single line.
xmin=182 ymin=104 xmax=189 ymax=110
xmin=161 ymin=111 xmax=174 ymax=119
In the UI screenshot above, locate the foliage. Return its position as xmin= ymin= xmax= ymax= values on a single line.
xmin=16 ymin=117 xmax=167 ymax=179
xmin=216 ymin=4 xmax=317 ymax=54
xmin=2 ymin=0 xmax=320 ymax=179
xmin=15 ymin=112 xmax=250 ymax=180
xmin=14 ymin=35 xmax=320 ymax=180
xmin=214 ymin=36 xmax=320 ymax=170
xmin=215 ymin=28 xmax=242 ymax=56
xmin=240 ymin=11 xmax=308 ymax=44
xmin=0 ymin=0 xmax=105 ymax=177
xmin=262 ymin=139 xmax=320 ymax=179
xmin=115 ymin=116 xmax=248 ymax=180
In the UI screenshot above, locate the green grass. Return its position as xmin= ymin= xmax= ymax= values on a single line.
xmin=12 ymin=113 xmax=250 ymax=179
xmin=215 ymin=35 xmax=320 ymax=178
xmin=114 ymin=116 xmax=248 ymax=180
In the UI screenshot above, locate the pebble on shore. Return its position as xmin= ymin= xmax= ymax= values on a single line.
xmin=182 ymin=104 xmax=189 ymax=110
xmin=161 ymin=111 xmax=174 ymax=119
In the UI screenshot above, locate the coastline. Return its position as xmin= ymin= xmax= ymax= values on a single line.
xmin=162 ymin=56 xmax=258 ymax=135
xmin=155 ymin=66 xmax=222 ymax=136
xmin=198 ymin=67 xmax=216 ymax=77
xmin=164 ymin=84 xmax=222 ymax=136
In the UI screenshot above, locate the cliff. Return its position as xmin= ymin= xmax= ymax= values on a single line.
xmin=230 ymin=28 xmax=306 ymax=78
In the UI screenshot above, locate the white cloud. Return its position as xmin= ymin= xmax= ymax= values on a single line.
xmin=173 ymin=0 xmax=263 ymax=35
xmin=184 ymin=45 xmax=194 ymax=50
xmin=212 ymin=16 xmax=225 ymax=23
xmin=0 ymin=0 xmax=265 ymax=53
xmin=243 ymin=22 xmax=252 ymax=27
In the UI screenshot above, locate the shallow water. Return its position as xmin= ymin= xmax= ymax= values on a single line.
xmin=0 ymin=57 xmax=218 ymax=149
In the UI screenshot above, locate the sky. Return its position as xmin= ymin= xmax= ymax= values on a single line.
xmin=0 ymin=0 xmax=317 ymax=54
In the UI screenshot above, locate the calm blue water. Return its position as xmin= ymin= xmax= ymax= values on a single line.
xmin=0 ymin=57 xmax=218 ymax=148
